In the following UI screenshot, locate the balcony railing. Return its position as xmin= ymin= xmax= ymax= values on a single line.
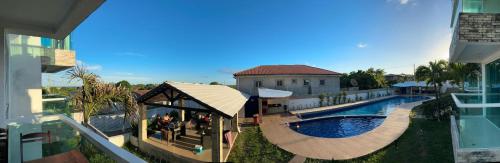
xmin=8 ymin=44 xmax=76 ymax=73
xmin=6 ymin=114 xmax=146 ymax=163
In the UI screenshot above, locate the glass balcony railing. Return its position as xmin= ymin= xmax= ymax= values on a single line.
xmin=6 ymin=114 xmax=146 ymax=163
xmin=451 ymin=0 xmax=500 ymax=28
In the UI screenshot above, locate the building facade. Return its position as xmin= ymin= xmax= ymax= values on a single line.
xmin=234 ymin=65 xmax=341 ymax=116
xmin=234 ymin=65 xmax=341 ymax=97
xmin=449 ymin=0 xmax=500 ymax=162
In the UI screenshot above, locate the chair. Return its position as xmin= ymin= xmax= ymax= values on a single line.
xmin=20 ymin=131 xmax=51 ymax=162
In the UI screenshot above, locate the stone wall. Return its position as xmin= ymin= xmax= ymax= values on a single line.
xmin=459 ymin=13 xmax=500 ymax=42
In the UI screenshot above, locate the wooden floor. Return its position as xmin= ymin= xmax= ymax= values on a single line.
xmin=146 ymin=128 xmax=237 ymax=162
xmin=260 ymin=101 xmax=425 ymax=160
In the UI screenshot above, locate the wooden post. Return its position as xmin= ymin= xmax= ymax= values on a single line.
xmin=258 ymin=98 xmax=263 ymax=123
xmin=179 ymin=98 xmax=185 ymax=121
xmin=138 ymin=103 xmax=148 ymax=144
xmin=211 ymin=113 xmax=224 ymax=162
xmin=231 ymin=112 xmax=239 ymax=132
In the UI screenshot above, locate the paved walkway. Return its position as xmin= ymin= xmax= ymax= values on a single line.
xmin=290 ymin=95 xmax=397 ymax=115
xmin=260 ymin=100 xmax=425 ymax=160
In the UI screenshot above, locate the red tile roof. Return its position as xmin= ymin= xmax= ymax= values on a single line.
xmin=234 ymin=65 xmax=340 ymax=76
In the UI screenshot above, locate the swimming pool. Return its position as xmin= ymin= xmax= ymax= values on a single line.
xmin=290 ymin=96 xmax=430 ymax=138
xmin=299 ymin=96 xmax=430 ymax=119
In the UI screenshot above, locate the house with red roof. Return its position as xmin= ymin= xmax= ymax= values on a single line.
xmin=233 ymin=65 xmax=341 ymax=116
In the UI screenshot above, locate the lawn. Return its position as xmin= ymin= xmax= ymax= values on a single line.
xmin=306 ymin=118 xmax=454 ymax=163
xmin=227 ymin=126 xmax=295 ymax=163
xmin=228 ymin=119 xmax=454 ymax=163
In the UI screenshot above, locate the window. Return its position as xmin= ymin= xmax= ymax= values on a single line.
xmin=303 ymin=80 xmax=310 ymax=86
xmin=320 ymin=79 xmax=326 ymax=86
xmin=292 ymin=79 xmax=297 ymax=84
xmin=276 ymin=80 xmax=283 ymax=87
xmin=255 ymin=81 xmax=262 ymax=88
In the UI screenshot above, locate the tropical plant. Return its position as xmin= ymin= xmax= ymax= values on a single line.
xmin=447 ymin=63 xmax=480 ymax=91
xmin=68 ymin=65 xmax=139 ymax=127
xmin=318 ymin=94 xmax=326 ymax=106
xmin=341 ymin=91 xmax=347 ymax=103
xmin=416 ymin=60 xmax=448 ymax=109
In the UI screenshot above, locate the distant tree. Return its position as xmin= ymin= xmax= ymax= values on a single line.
xmin=145 ymin=84 xmax=157 ymax=90
xmin=209 ymin=81 xmax=221 ymax=85
xmin=367 ymin=68 xmax=387 ymax=88
xmin=340 ymin=74 xmax=351 ymax=88
xmin=115 ymin=80 xmax=132 ymax=90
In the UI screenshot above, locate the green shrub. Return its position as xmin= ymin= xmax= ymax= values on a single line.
xmin=413 ymin=94 xmax=455 ymax=119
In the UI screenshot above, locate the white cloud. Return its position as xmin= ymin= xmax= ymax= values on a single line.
xmin=76 ymin=60 xmax=103 ymax=71
xmin=357 ymin=42 xmax=368 ymax=48
xmin=386 ymin=0 xmax=415 ymax=5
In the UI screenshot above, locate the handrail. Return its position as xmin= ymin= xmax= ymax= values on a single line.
xmin=34 ymin=115 xmax=146 ymax=163
xmin=451 ymin=93 xmax=500 ymax=108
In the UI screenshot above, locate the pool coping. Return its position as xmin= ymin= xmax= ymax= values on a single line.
xmin=290 ymin=95 xmax=398 ymax=115
xmin=260 ymin=98 xmax=427 ymax=160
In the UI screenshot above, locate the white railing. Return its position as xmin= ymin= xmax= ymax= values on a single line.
xmin=451 ymin=93 xmax=500 ymax=108
xmin=8 ymin=114 xmax=146 ymax=163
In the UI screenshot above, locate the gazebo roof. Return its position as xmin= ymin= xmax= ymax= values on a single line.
xmin=137 ymin=81 xmax=250 ymax=118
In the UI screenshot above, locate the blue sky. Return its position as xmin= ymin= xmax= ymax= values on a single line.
xmin=44 ymin=0 xmax=453 ymax=86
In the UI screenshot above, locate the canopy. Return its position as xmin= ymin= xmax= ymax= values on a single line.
xmin=258 ymin=88 xmax=293 ymax=98
xmin=137 ymin=81 xmax=250 ymax=118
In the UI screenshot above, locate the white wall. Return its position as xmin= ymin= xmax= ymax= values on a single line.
xmin=236 ymin=75 xmax=340 ymax=97
xmin=7 ymin=34 xmax=43 ymax=119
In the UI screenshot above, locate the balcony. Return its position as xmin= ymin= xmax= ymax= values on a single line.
xmin=8 ymin=44 xmax=76 ymax=73
xmin=450 ymin=13 xmax=500 ymax=63
xmin=450 ymin=93 xmax=500 ymax=162
xmin=41 ymin=49 xmax=76 ymax=73
xmin=5 ymin=114 xmax=145 ymax=163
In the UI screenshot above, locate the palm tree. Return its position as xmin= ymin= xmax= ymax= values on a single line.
xmin=415 ymin=60 xmax=448 ymax=110
xmin=68 ymin=65 xmax=139 ymax=127
xmin=448 ymin=62 xmax=480 ymax=91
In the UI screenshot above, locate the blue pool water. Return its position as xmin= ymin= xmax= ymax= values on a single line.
xmin=290 ymin=116 xmax=385 ymax=138
xmin=291 ymin=96 xmax=429 ymax=138
xmin=299 ymin=96 xmax=430 ymax=119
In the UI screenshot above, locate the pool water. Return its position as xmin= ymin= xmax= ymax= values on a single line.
xmin=300 ymin=96 xmax=430 ymax=119
xmin=290 ymin=96 xmax=429 ymax=138
xmin=290 ymin=116 xmax=385 ymax=138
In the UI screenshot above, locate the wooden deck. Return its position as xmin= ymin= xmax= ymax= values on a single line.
xmin=260 ymin=101 xmax=424 ymax=160
xmin=144 ymin=128 xmax=238 ymax=162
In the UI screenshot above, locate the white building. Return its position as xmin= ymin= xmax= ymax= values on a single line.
xmin=234 ymin=65 xmax=341 ymax=116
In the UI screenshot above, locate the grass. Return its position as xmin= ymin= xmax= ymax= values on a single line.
xmin=227 ymin=118 xmax=453 ymax=163
xmin=306 ymin=118 xmax=454 ymax=163
xmin=227 ymin=126 xmax=295 ymax=163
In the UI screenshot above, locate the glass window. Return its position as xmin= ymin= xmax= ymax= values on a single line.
xmin=486 ymin=59 xmax=500 ymax=103
xmin=255 ymin=81 xmax=262 ymax=88
xmin=463 ymin=0 xmax=483 ymax=13
xmin=276 ymin=80 xmax=283 ymax=87
xmin=320 ymin=80 xmax=326 ymax=86
xmin=303 ymin=80 xmax=310 ymax=86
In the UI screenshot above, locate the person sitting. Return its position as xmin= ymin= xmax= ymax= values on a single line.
xmin=161 ymin=113 xmax=172 ymax=126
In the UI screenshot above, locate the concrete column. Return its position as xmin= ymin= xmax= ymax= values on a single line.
xmin=179 ymin=98 xmax=185 ymax=121
xmin=0 ymin=27 xmax=5 ymax=126
xmin=258 ymin=98 xmax=263 ymax=123
xmin=138 ymin=103 xmax=148 ymax=144
xmin=482 ymin=63 xmax=487 ymax=117
xmin=211 ymin=113 xmax=223 ymax=162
